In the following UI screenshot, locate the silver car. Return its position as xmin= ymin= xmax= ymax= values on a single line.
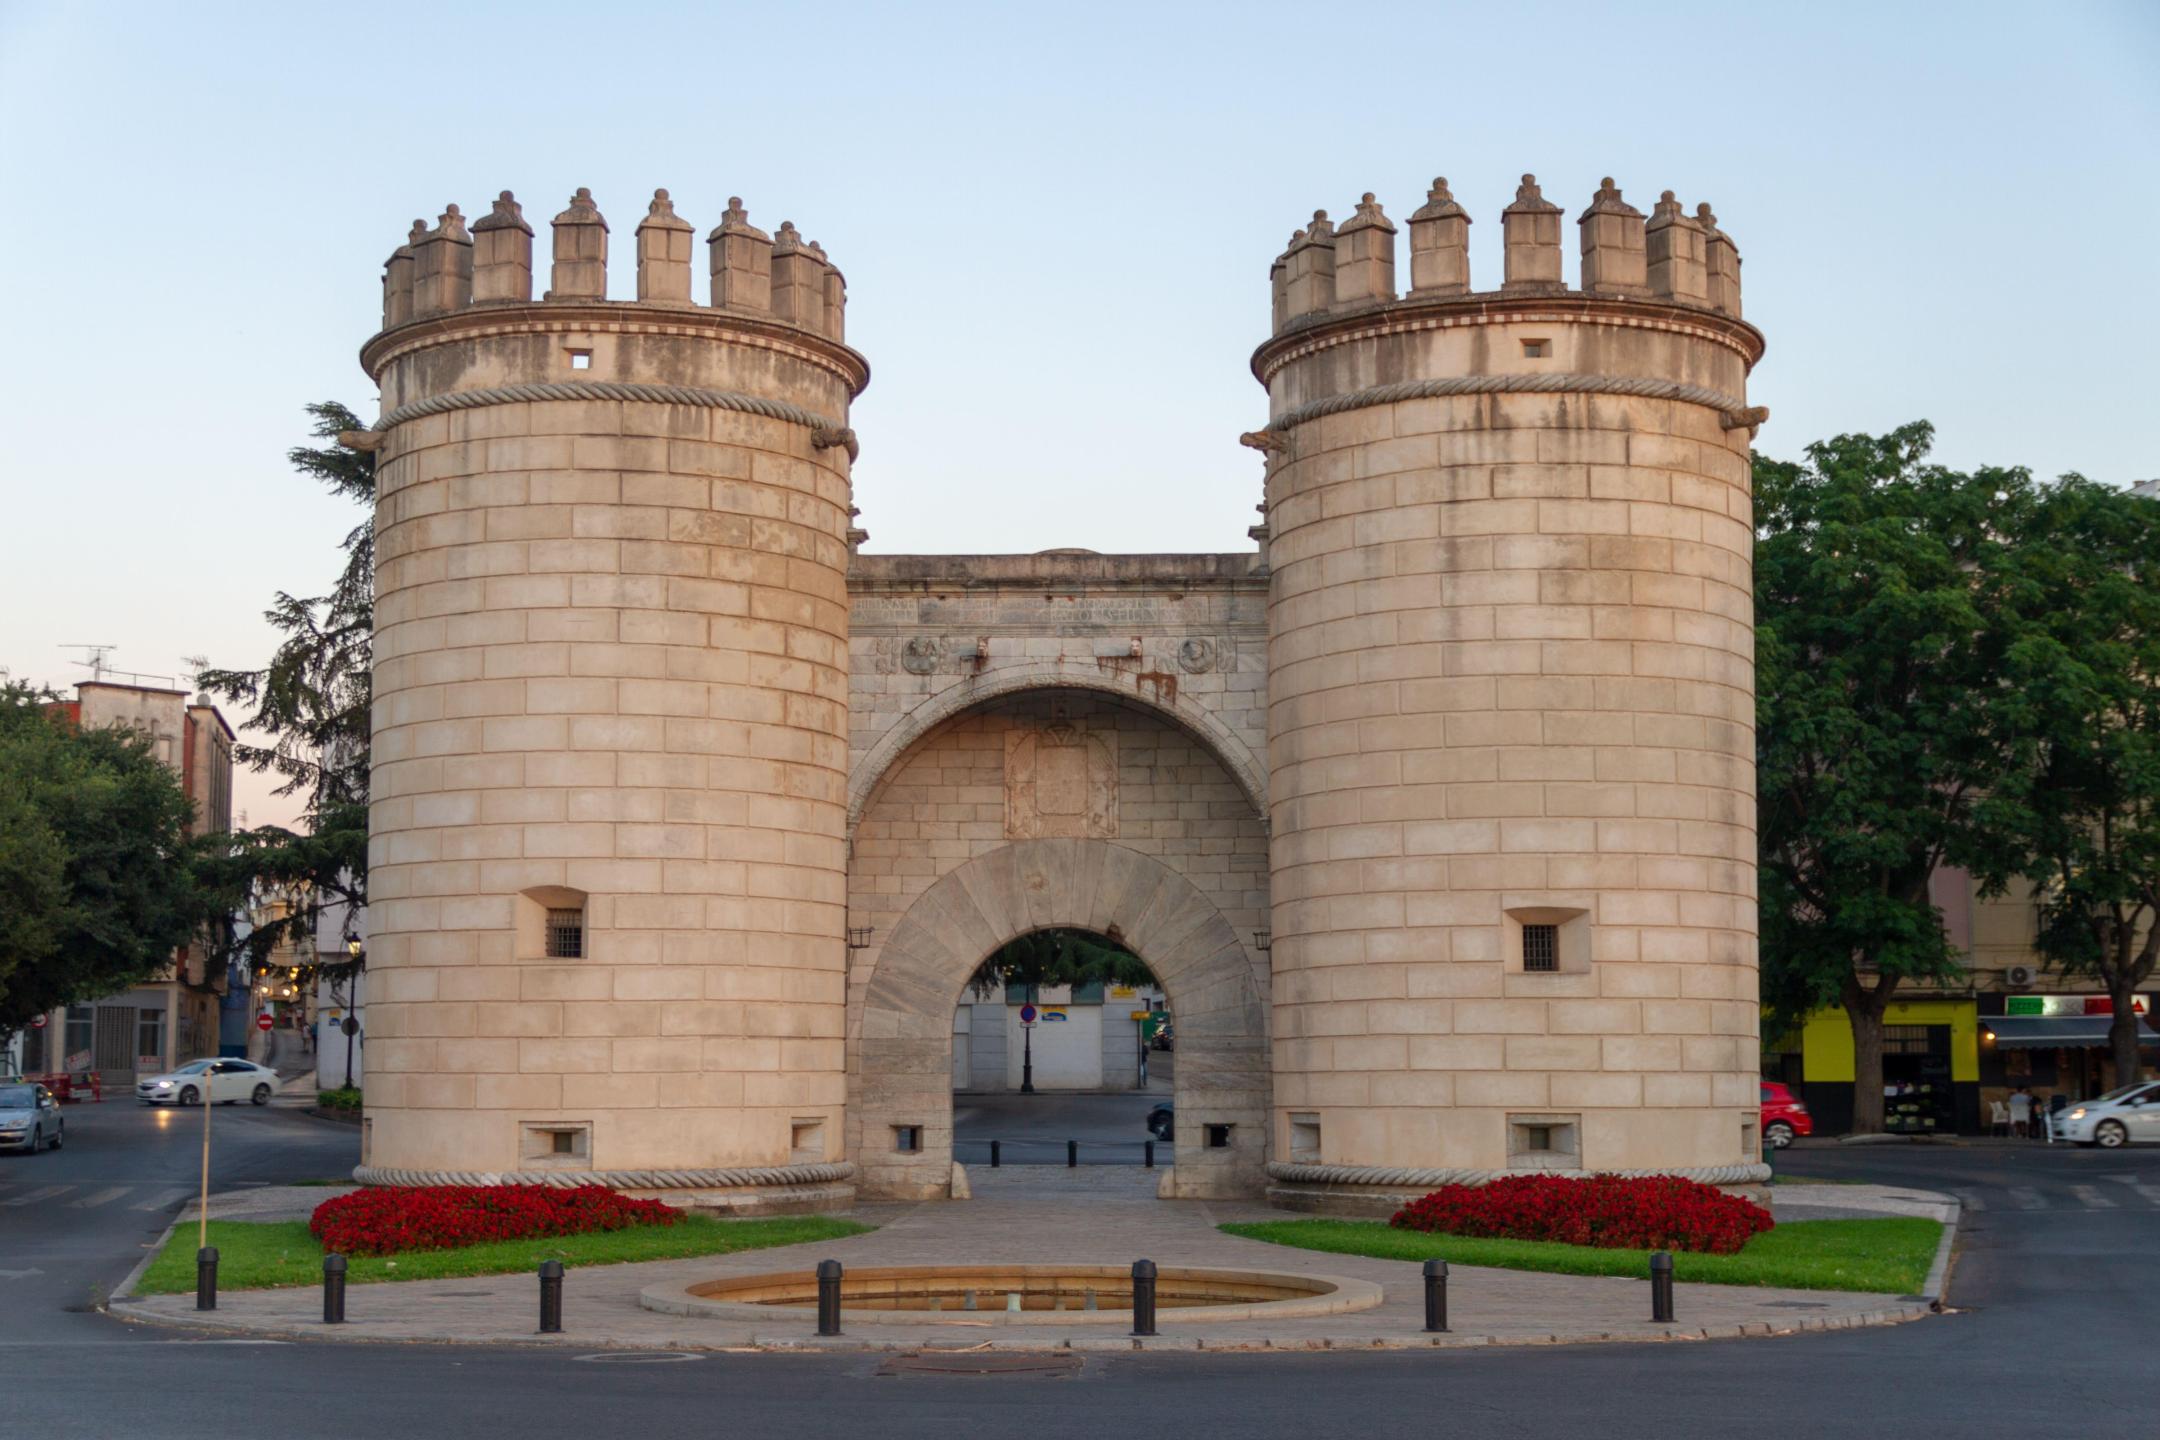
xmin=0 ymin=1082 xmax=64 ymax=1153
xmin=2051 ymin=1081 xmax=2160 ymax=1148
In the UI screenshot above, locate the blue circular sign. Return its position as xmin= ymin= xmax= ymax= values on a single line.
xmin=1019 ymin=1004 xmax=1038 ymax=1025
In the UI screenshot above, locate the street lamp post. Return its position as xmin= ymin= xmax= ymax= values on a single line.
xmin=341 ymin=938 xmax=363 ymax=1089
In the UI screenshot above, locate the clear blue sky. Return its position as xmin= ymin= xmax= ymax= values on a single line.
xmin=2 ymin=1 xmax=2154 ymax=826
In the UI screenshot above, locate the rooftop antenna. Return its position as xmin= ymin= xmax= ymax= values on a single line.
xmin=60 ymin=644 xmax=118 ymax=682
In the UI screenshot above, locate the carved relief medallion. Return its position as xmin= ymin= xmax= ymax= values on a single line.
xmin=900 ymin=636 xmax=942 ymax=675
xmin=1005 ymin=725 xmax=1117 ymax=839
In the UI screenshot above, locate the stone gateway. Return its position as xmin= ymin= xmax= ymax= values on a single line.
xmin=349 ymin=173 xmax=1767 ymax=1213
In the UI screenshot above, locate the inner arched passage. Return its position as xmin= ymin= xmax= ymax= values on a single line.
xmin=852 ymin=839 xmax=1270 ymax=1200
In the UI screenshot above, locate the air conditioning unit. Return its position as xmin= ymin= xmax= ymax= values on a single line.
xmin=2005 ymin=964 xmax=2038 ymax=988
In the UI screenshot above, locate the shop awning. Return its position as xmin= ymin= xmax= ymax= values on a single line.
xmin=1980 ymin=1016 xmax=2160 ymax=1049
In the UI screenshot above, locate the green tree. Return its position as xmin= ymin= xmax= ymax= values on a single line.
xmin=1990 ymin=478 xmax=2160 ymax=1088
xmin=195 ymin=401 xmax=373 ymax=986
xmin=1754 ymin=423 xmax=2035 ymax=1133
xmin=0 ymin=683 xmax=205 ymax=1031
xmin=967 ymin=928 xmax=1157 ymax=1001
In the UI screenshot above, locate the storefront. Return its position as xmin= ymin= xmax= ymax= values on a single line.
xmin=1977 ymin=994 xmax=2158 ymax=1122
xmin=1785 ymin=999 xmax=1982 ymax=1137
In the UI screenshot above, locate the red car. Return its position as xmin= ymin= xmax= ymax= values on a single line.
xmin=1761 ymin=1082 xmax=1812 ymax=1148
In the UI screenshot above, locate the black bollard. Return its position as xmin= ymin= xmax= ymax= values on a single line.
xmin=195 ymin=1246 xmax=219 ymax=1312
xmin=538 ymin=1259 xmax=564 ymax=1334
xmin=990 ymin=1139 xmax=1001 ymax=1168
xmin=322 ymin=1253 xmax=348 ymax=1325
xmin=1650 ymin=1251 xmax=1674 ymax=1323
xmin=1422 ymin=1258 xmax=1448 ymax=1333
xmin=1144 ymin=1140 xmax=1155 ymax=1169
xmin=816 ymin=1259 xmax=844 ymax=1337
xmin=1130 ymin=1259 xmax=1158 ymax=1337
xmin=1068 ymin=1139 xmax=1078 ymax=1168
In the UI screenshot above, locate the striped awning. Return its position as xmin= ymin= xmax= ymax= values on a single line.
xmin=1980 ymin=1016 xmax=2160 ymax=1049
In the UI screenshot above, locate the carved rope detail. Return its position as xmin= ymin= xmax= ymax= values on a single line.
xmin=1265 ymin=1160 xmax=1773 ymax=1188
xmin=1264 ymin=373 xmax=1753 ymax=437
xmin=370 ymin=382 xmax=858 ymax=460
xmin=353 ymin=1161 xmax=858 ymax=1190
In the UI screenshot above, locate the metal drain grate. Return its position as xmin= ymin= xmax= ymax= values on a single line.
xmin=878 ymin=1352 xmax=1082 ymax=1378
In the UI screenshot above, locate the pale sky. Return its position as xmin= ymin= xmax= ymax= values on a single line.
xmin=1 ymin=1 xmax=2154 ymax=829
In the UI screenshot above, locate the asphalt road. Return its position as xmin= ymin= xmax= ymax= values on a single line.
xmin=6 ymin=1109 xmax=2157 ymax=1439
xmin=953 ymin=1090 xmax=1165 ymax=1165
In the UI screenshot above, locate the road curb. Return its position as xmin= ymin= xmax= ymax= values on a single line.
xmin=109 ymin=1209 xmax=186 ymax=1305
xmin=1920 ymin=1199 xmax=1961 ymax=1309
xmin=103 ymin=1294 xmax=1938 ymax=1354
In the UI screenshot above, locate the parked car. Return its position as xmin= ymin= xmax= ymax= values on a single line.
xmin=1761 ymin=1081 xmax=1813 ymax=1148
xmin=2052 ymin=1081 xmax=2160 ymax=1148
xmin=1146 ymin=1101 xmax=1174 ymax=1142
xmin=0 ymin=1082 xmax=63 ymax=1153
xmin=136 ymin=1059 xmax=280 ymax=1107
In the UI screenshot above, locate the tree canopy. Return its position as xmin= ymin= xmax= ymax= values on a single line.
xmin=0 ymin=683 xmax=206 ymax=1030
xmin=967 ymin=928 xmax=1158 ymax=1000
xmin=195 ymin=401 xmax=374 ymax=982
xmin=1754 ymin=423 xmax=2039 ymax=1131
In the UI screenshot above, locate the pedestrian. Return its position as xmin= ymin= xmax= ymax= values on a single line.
xmin=2008 ymin=1086 xmax=2031 ymax=1139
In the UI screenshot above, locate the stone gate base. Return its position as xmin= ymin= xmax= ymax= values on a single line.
xmin=351 ymin=1163 xmax=858 ymax=1217
xmin=1263 ymin=1162 xmax=1776 ymax=1218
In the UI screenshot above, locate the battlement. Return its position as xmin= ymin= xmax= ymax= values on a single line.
xmin=378 ymin=186 xmax=848 ymax=341
xmin=1267 ymin=172 xmax=1743 ymax=335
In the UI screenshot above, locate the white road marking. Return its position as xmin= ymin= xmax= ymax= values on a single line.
xmin=71 ymin=1186 xmax=132 ymax=1208
xmin=2007 ymin=1187 xmax=2048 ymax=1211
xmin=2071 ymin=1185 xmax=2117 ymax=1209
xmin=131 ymin=1189 xmax=196 ymax=1212
xmin=1 ymin=1186 xmax=72 ymax=1207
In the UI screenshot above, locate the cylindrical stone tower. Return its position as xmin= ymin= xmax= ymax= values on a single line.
xmin=1254 ymin=174 xmax=1768 ymax=1210
xmin=352 ymin=187 xmax=866 ymax=1211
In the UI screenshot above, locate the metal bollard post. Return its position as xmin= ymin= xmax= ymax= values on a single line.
xmin=1650 ymin=1251 xmax=1674 ymax=1323
xmin=1068 ymin=1139 xmax=1078 ymax=1168
xmin=195 ymin=1246 xmax=219 ymax=1312
xmin=816 ymin=1258 xmax=844 ymax=1337
xmin=538 ymin=1259 xmax=564 ymax=1333
xmin=322 ymin=1253 xmax=348 ymax=1325
xmin=1144 ymin=1140 xmax=1154 ymax=1169
xmin=1422 ymin=1258 xmax=1448 ymax=1333
xmin=1130 ymin=1259 xmax=1158 ymax=1337
xmin=990 ymin=1139 xmax=1000 ymax=1168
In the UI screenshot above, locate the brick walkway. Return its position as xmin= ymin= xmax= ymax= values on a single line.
xmin=114 ymin=1167 xmax=1939 ymax=1352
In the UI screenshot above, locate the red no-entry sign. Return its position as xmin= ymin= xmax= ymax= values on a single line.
xmin=256 ymin=1013 xmax=275 ymax=1032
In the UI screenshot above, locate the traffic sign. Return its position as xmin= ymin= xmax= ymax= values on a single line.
xmin=29 ymin=1014 xmax=46 ymax=1029
xmin=1019 ymin=1004 xmax=1038 ymax=1027
xmin=256 ymin=1013 xmax=275 ymax=1032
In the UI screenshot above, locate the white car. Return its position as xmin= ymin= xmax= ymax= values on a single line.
xmin=135 ymin=1059 xmax=280 ymax=1107
xmin=2051 ymin=1081 xmax=2160 ymax=1148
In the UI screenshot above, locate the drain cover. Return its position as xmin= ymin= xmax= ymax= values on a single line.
xmin=878 ymin=1352 xmax=1081 ymax=1378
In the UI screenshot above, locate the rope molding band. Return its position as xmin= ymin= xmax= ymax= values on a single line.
xmin=1265 ymin=372 xmax=1758 ymax=438
xmin=370 ymin=381 xmax=859 ymax=460
xmin=1265 ymin=1160 xmax=1773 ymax=1188
xmin=353 ymin=1160 xmax=858 ymax=1190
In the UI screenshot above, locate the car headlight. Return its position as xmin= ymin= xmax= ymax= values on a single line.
xmin=154 ymin=1080 xmax=172 ymax=1089
xmin=2068 ymin=1108 xmax=2086 ymax=1120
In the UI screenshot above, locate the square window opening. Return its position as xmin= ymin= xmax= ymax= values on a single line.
xmin=1521 ymin=923 xmax=1559 ymax=972
xmin=1204 ymin=1123 xmax=1234 ymax=1150
xmin=545 ymin=908 xmax=585 ymax=959
xmin=893 ymin=1125 xmax=922 ymax=1154
xmin=1507 ymin=1113 xmax=1581 ymax=1171
xmin=568 ymin=348 xmax=592 ymax=370
xmin=1290 ymin=1113 xmax=1322 ymax=1162
xmin=522 ymin=1122 xmax=592 ymax=1166
xmin=1521 ymin=338 xmax=1552 ymax=358
xmin=791 ymin=1118 xmax=827 ymax=1162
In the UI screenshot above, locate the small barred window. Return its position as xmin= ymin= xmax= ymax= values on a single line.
xmin=545 ymin=908 xmax=585 ymax=959
xmin=1522 ymin=923 xmax=1559 ymax=972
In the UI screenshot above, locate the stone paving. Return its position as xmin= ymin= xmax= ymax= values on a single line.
xmin=116 ymin=1167 xmax=1940 ymax=1352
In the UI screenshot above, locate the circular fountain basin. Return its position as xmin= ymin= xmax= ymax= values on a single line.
xmin=640 ymin=1263 xmax=1383 ymax=1325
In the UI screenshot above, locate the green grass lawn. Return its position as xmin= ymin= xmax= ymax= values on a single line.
xmin=1218 ymin=1217 xmax=1940 ymax=1295
xmin=136 ymin=1214 xmax=868 ymax=1295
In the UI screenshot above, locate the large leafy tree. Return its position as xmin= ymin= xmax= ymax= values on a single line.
xmin=195 ymin=402 xmax=374 ymax=985
xmin=0 ymin=683 xmax=205 ymax=1030
xmin=1990 ymin=478 xmax=2160 ymax=1087
xmin=1755 ymin=423 xmax=2035 ymax=1132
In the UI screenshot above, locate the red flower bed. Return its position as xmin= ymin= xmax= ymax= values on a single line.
xmin=311 ymin=1184 xmax=681 ymax=1257
xmin=1390 ymin=1174 xmax=1773 ymax=1255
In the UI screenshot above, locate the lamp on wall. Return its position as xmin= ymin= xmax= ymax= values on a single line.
xmin=1252 ymin=930 xmax=1272 ymax=954
xmin=846 ymin=926 xmax=873 ymax=951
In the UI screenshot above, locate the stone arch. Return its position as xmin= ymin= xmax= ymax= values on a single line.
xmin=847 ymin=661 xmax=1268 ymax=838
xmin=851 ymin=839 xmax=1271 ymax=1200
